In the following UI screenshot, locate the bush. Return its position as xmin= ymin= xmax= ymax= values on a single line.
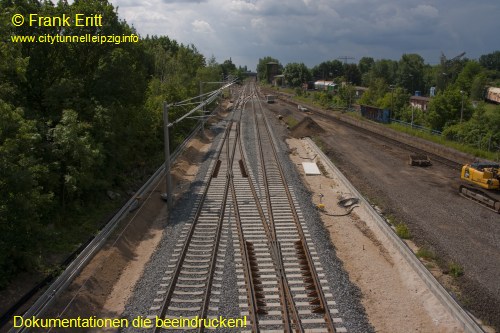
xmin=395 ymin=223 xmax=411 ymax=239
xmin=448 ymin=262 xmax=464 ymax=277
xmin=416 ymin=247 xmax=436 ymax=260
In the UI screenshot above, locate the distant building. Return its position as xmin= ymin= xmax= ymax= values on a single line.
xmin=430 ymin=86 xmax=436 ymax=97
xmin=486 ymin=87 xmax=500 ymax=104
xmin=273 ymin=74 xmax=285 ymax=87
xmin=354 ymin=86 xmax=368 ymax=100
xmin=266 ymin=62 xmax=279 ymax=84
xmin=409 ymin=95 xmax=431 ymax=111
xmin=314 ymin=80 xmax=336 ymax=91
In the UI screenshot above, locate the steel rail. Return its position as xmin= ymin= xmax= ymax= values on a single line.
xmin=254 ymin=91 xmax=337 ymax=333
xmin=229 ymin=122 xmax=261 ymax=332
xmin=197 ymin=119 xmax=239 ymax=333
xmin=153 ymin=120 xmax=234 ymax=333
xmin=155 ymin=85 xmax=249 ymax=332
xmin=250 ymin=89 xmax=303 ymax=333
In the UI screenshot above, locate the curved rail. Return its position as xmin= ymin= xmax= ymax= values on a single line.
xmin=251 ymin=91 xmax=302 ymax=332
xmin=153 ymin=86 xmax=249 ymax=332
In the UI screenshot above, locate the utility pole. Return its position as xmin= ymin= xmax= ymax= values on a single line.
xmin=337 ymin=56 xmax=354 ymax=64
xmin=200 ymin=81 xmax=206 ymax=139
xmin=160 ymin=80 xmax=234 ymax=210
xmin=162 ymin=102 xmax=173 ymax=210
xmin=460 ymin=90 xmax=465 ymax=123
xmin=389 ymin=84 xmax=395 ymax=116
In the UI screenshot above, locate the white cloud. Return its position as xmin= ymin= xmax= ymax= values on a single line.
xmin=411 ymin=4 xmax=439 ymax=18
xmin=192 ymin=19 xmax=214 ymax=33
xmin=229 ymin=0 xmax=257 ymax=12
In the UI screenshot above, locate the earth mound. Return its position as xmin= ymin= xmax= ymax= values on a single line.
xmin=290 ymin=116 xmax=325 ymax=138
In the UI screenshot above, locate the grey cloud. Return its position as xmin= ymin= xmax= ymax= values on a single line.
xmin=161 ymin=0 xmax=207 ymax=3
xmin=114 ymin=0 xmax=500 ymax=69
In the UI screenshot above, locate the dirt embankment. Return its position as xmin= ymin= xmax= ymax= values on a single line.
xmin=290 ymin=116 xmax=325 ymax=138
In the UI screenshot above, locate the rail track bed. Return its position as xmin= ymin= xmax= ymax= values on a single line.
xmin=145 ymin=83 xmax=349 ymax=332
xmin=276 ymin=95 xmax=463 ymax=171
xmin=265 ymin=93 xmax=500 ymax=330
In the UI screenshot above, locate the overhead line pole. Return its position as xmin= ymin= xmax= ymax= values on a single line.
xmin=162 ymin=80 xmax=236 ymax=211
xmin=162 ymin=102 xmax=173 ymax=209
xmin=337 ymin=56 xmax=355 ymax=64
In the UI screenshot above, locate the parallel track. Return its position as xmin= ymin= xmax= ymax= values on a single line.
xmin=276 ymin=95 xmax=463 ymax=171
xmin=149 ymin=82 xmax=346 ymax=332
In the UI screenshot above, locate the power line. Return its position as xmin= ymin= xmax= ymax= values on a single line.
xmin=337 ymin=56 xmax=355 ymax=64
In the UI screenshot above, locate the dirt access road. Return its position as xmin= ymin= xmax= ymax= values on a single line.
xmin=267 ymin=99 xmax=500 ymax=330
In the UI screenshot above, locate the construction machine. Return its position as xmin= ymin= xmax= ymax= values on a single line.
xmin=459 ymin=162 xmax=500 ymax=213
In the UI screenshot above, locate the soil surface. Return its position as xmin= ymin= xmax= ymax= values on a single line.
xmin=266 ymin=97 xmax=500 ymax=331
xmin=287 ymin=137 xmax=464 ymax=333
xmin=290 ymin=116 xmax=325 ymax=138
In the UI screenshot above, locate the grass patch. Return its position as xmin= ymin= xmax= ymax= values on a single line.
xmin=417 ymin=247 xmax=437 ymax=260
xmin=384 ymin=213 xmax=396 ymax=226
xmin=387 ymin=123 xmax=497 ymax=161
xmin=269 ymin=85 xmax=498 ymax=161
xmin=425 ymin=262 xmax=436 ymax=269
xmin=284 ymin=115 xmax=299 ymax=128
xmin=395 ymin=223 xmax=411 ymax=239
xmin=448 ymin=262 xmax=464 ymax=278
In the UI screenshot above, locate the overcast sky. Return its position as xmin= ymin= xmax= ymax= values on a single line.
xmin=113 ymin=0 xmax=499 ymax=70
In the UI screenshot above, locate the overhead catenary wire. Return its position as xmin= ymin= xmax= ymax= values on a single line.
xmin=168 ymin=80 xmax=236 ymax=128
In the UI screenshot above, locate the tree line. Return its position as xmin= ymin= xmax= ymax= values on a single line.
xmin=0 ymin=0 xmax=244 ymax=288
xmin=257 ymin=51 xmax=500 ymax=154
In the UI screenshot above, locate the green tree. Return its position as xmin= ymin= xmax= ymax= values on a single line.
xmin=48 ymin=110 xmax=102 ymax=210
xmin=220 ymin=58 xmax=236 ymax=78
xmin=442 ymin=103 xmax=499 ymax=150
xmin=454 ymin=60 xmax=484 ymax=94
xmin=0 ymin=0 xmax=248 ymax=288
xmin=358 ymin=78 xmax=388 ymax=106
xmin=378 ymin=87 xmax=410 ymax=119
xmin=365 ymin=59 xmax=398 ymax=86
xmin=396 ymin=53 xmax=425 ymax=95
xmin=0 ymin=102 xmax=52 ymax=287
xmin=283 ymin=62 xmax=311 ymax=87
xmin=426 ymin=88 xmax=471 ymax=130
xmin=343 ymin=63 xmax=361 ymax=85
xmin=479 ymin=51 xmax=500 ymax=71
xmin=311 ymin=60 xmax=343 ymax=80
xmin=256 ymin=56 xmax=281 ymax=82
xmin=358 ymin=57 xmax=375 ymax=75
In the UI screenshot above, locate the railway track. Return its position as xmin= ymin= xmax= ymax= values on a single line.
xmin=275 ymin=94 xmax=463 ymax=171
xmin=147 ymin=82 xmax=347 ymax=332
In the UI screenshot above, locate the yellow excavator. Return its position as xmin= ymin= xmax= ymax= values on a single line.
xmin=459 ymin=162 xmax=500 ymax=213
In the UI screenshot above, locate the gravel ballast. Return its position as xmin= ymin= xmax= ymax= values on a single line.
xmin=122 ymin=94 xmax=372 ymax=332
